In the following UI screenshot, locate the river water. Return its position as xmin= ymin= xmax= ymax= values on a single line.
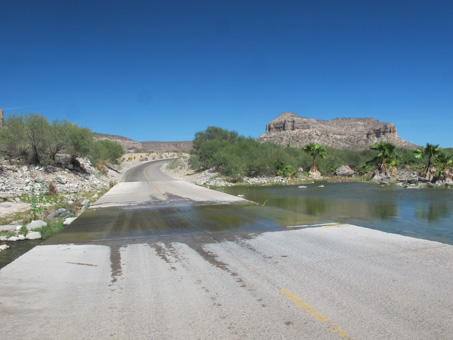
xmin=2 ymin=182 xmax=452 ymax=269
xmin=219 ymin=182 xmax=453 ymax=245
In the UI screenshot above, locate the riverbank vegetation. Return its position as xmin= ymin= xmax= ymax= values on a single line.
xmin=0 ymin=187 xmax=109 ymax=240
xmin=0 ymin=113 xmax=125 ymax=167
xmin=189 ymin=127 xmax=453 ymax=183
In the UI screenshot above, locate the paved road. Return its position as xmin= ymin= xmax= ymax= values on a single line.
xmin=92 ymin=159 xmax=249 ymax=209
xmin=1 ymin=160 xmax=453 ymax=339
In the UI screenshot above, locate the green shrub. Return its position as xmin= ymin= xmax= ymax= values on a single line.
xmin=277 ymin=164 xmax=295 ymax=178
xmin=89 ymin=139 xmax=125 ymax=165
xmin=189 ymin=126 xmax=447 ymax=179
xmin=0 ymin=113 xmax=96 ymax=165
xmin=35 ymin=220 xmax=65 ymax=239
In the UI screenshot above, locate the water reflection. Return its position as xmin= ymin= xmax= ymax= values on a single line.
xmin=304 ymin=198 xmax=327 ymax=216
xmin=372 ymin=201 xmax=398 ymax=220
xmin=220 ymin=183 xmax=453 ymax=245
xmin=415 ymin=202 xmax=451 ymax=223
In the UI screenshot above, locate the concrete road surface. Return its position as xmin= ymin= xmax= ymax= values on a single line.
xmin=1 ymin=160 xmax=453 ymax=339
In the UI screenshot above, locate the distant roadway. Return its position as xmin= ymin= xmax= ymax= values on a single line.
xmin=1 ymin=159 xmax=453 ymax=339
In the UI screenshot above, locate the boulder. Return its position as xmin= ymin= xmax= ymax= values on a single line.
xmin=7 ymin=236 xmax=19 ymax=242
xmin=334 ymin=165 xmax=355 ymax=177
xmin=55 ymin=175 xmax=68 ymax=184
xmin=26 ymin=231 xmax=42 ymax=240
xmin=0 ymin=224 xmax=21 ymax=232
xmin=47 ymin=208 xmax=71 ymax=219
xmin=26 ymin=220 xmax=47 ymax=230
xmin=0 ymin=244 xmax=9 ymax=251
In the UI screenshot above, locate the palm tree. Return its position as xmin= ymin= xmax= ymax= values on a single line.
xmin=434 ymin=152 xmax=452 ymax=181
xmin=303 ymin=143 xmax=327 ymax=174
xmin=369 ymin=142 xmax=397 ymax=177
xmin=414 ymin=143 xmax=440 ymax=178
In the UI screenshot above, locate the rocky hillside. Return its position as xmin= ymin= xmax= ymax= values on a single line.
xmin=95 ymin=133 xmax=192 ymax=153
xmin=94 ymin=133 xmax=143 ymax=153
xmin=257 ymin=112 xmax=417 ymax=151
xmin=140 ymin=141 xmax=193 ymax=153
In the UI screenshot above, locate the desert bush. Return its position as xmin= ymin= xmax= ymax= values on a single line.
xmin=95 ymin=161 xmax=108 ymax=174
xmin=191 ymin=127 xmax=312 ymax=177
xmin=0 ymin=114 xmax=97 ymax=165
xmin=0 ymin=113 xmax=124 ymax=167
xmin=48 ymin=182 xmax=57 ymax=195
xmin=89 ymin=139 xmax=124 ymax=165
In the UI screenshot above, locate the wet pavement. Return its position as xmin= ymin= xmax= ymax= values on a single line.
xmin=46 ymin=204 xmax=321 ymax=245
xmin=2 ymin=160 xmax=453 ymax=340
xmin=46 ymin=159 xmax=321 ymax=247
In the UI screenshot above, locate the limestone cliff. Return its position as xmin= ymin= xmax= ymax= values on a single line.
xmin=257 ymin=112 xmax=417 ymax=151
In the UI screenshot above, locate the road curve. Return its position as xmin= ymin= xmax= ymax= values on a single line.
xmin=1 ymin=160 xmax=453 ymax=339
xmin=92 ymin=159 xmax=249 ymax=209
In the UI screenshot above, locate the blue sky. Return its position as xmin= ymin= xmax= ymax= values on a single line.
xmin=1 ymin=0 xmax=452 ymax=147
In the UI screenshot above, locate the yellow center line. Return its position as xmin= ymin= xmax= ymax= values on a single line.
xmin=143 ymin=165 xmax=169 ymax=201
xmin=281 ymin=289 xmax=354 ymax=339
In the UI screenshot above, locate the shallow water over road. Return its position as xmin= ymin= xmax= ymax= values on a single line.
xmin=3 ymin=162 xmax=453 ymax=340
xmin=45 ymin=203 xmax=321 ymax=245
xmin=220 ymin=183 xmax=453 ymax=245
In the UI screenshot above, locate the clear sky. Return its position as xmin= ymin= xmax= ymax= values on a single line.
xmin=1 ymin=0 xmax=452 ymax=147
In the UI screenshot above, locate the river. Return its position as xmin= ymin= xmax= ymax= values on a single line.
xmin=2 ymin=182 xmax=452 ymax=269
xmin=219 ymin=182 xmax=453 ymax=245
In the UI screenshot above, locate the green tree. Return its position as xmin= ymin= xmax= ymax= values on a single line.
xmin=25 ymin=114 xmax=52 ymax=164
xmin=369 ymin=142 xmax=397 ymax=177
xmin=434 ymin=152 xmax=452 ymax=181
xmin=0 ymin=114 xmax=52 ymax=164
xmin=303 ymin=143 xmax=327 ymax=174
xmin=192 ymin=126 xmax=239 ymax=155
xmin=48 ymin=120 xmax=73 ymax=161
xmin=67 ymin=124 xmax=93 ymax=162
xmin=0 ymin=113 xmax=96 ymax=166
xmin=90 ymin=139 xmax=125 ymax=165
xmin=0 ymin=114 xmax=27 ymax=157
xmin=414 ymin=143 xmax=440 ymax=178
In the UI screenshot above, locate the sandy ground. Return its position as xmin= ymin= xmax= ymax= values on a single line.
xmin=160 ymin=157 xmax=206 ymax=183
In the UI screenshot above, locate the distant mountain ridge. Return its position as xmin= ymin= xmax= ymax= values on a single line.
xmin=257 ymin=112 xmax=417 ymax=151
xmin=95 ymin=133 xmax=192 ymax=153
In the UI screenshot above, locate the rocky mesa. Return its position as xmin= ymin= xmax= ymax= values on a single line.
xmin=257 ymin=112 xmax=417 ymax=151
